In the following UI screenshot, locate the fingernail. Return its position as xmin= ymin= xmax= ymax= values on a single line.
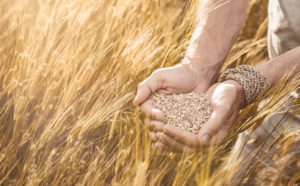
xmin=201 ymin=134 xmax=211 ymax=144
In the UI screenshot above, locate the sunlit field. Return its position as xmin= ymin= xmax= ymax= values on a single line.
xmin=0 ymin=0 xmax=300 ymax=185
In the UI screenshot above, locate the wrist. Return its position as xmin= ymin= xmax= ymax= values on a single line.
xmin=218 ymin=65 xmax=271 ymax=106
xmin=182 ymin=57 xmax=221 ymax=86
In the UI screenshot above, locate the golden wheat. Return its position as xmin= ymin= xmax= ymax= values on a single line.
xmin=0 ymin=0 xmax=299 ymax=185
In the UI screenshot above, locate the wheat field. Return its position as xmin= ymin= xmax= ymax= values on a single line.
xmin=0 ymin=0 xmax=300 ymax=185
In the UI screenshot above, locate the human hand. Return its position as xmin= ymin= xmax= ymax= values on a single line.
xmin=133 ymin=63 xmax=216 ymax=149
xmin=150 ymin=80 xmax=245 ymax=152
xmin=133 ymin=63 xmax=214 ymax=106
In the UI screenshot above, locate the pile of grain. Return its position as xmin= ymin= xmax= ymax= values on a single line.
xmin=151 ymin=92 xmax=211 ymax=133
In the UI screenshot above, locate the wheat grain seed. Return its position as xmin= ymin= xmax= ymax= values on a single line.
xmin=151 ymin=92 xmax=211 ymax=133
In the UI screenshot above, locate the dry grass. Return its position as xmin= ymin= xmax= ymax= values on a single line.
xmin=0 ymin=0 xmax=299 ymax=185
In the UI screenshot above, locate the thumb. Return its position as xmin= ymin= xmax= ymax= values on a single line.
xmin=133 ymin=71 xmax=164 ymax=106
xmin=198 ymin=109 xmax=228 ymax=146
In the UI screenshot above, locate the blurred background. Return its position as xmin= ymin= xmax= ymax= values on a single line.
xmin=1 ymin=0 xmax=299 ymax=185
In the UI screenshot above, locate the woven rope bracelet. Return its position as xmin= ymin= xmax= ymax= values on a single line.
xmin=218 ymin=65 xmax=271 ymax=106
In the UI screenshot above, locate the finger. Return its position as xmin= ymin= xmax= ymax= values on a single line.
xmin=145 ymin=119 xmax=165 ymax=132
xmin=209 ymin=113 xmax=236 ymax=145
xmin=140 ymin=100 xmax=164 ymax=121
xmin=149 ymin=132 xmax=158 ymax=142
xmin=209 ymin=126 xmax=230 ymax=145
xmin=198 ymin=109 xmax=231 ymax=146
xmin=162 ymin=125 xmax=199 ymax=147
xmin=155 ymin=131 xmax=189 ymax=152
xmin=133 ymin=71 xmax=164 ymax=106
xmin=151 ymin=141 xmax=169 ymax=152
xmin=157 ymin=89 xmax=172 ymax=95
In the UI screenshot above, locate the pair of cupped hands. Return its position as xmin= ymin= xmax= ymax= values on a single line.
xmin=133 ymin=63 xmax=245 ymax=153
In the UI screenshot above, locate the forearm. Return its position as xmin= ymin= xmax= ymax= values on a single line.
xmin=255 ymin=46 xmax=300 ymax=85
xmin=184 ymin=0 xmax=249 ymax=83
